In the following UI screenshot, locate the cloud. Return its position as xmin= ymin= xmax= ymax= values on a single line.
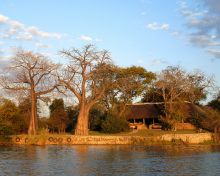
xmin=189 ymin=34 xmax=220 ymax=47
xmin=35 ymin=42 xmax=50 ymax=49
xmin=207 ymin=49 xmax=220 ymax=58
xmin=150 ymin=59 xmax=168 ymax=66
xmin=171 ymin=31 xmax=180 ymax=36
xmin=8 ymin=20 xmax=24 ymax=29
xmin=146 ymin=22 xmax=169 ymax=30
xmin=15 ymin=32 xmax=33 ymax=40
xmin=28 ymin=26 xmax=62 ymax=39
xmin=0 ymin=14 xmax=62 ymax=41
xmin=0 ymin=14 xmax=9 ymax=24
xmin=80 ymin=35 xmax=93 ymax=41
xmin=180 ymin=0 xmax=220 ymax=58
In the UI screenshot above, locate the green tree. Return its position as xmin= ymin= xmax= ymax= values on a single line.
xmin=201 ymin=107 xmax=220 ymax=133
xmin=208 ymin=91 xmax=220 ymax=111
xmin=142 ymin=87 xmax=164 ymax=103
xmin=0 ymin=99 xmax=27 ymax=135
xmin=101 ymin=113 xmax=129 ymax=133
xmin=18 ymin=98 xmax=31 ymax=130
xmin=65 ymin=105 xmax=79 ymax=132
xmin=89 ymin=106 xmax=105 ymax=131
xmin=102 ymin=66 xmax=155 ymax=117
xmin=49 ymin=99 xmax=69 ymax=133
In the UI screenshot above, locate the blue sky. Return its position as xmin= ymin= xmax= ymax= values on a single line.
xmin=0 ymin=0 xmax=220 ymax=97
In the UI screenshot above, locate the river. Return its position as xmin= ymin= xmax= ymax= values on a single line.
xmin=0 ymin=145 xmax=220 ymax=176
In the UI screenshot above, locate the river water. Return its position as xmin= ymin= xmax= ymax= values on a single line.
xmin=0 ymin=145 xmax=220 ymax=176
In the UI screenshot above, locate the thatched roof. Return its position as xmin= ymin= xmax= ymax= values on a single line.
xmin=125 ymin=103 xmax=162 ymax=120
xmin=125 ymin=102 xmax=204 ymax=120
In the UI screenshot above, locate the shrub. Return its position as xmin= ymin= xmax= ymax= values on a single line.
xmin=0 ymin=123 xmax=15 ymax=135
xmin=188 ymin=106 xmax=220 ymax=132
xmin=89 ymin=108 xmax=104 ymax=131
xmin=161 ymin=120 xmax=172 ymax=130
xmin=101 ymin=113 xmax=129 ymax=133
xmin=201 ymin=107 xmax=220 ymax=132
xmin=0 ymin=99 xmax=28 ymax=134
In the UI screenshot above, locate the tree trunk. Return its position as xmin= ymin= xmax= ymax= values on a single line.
xmin=75 ymin=104 xmax=89 ymax=135
xmin=118 ymin=103 xmax=126 ymax=118
xmin=28 ymin=91 xmax=38 ymax=135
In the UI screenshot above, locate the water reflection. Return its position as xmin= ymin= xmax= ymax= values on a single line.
xmin=0 ymin=145 xmax=220 ymax=176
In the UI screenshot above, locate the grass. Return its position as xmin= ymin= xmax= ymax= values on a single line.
xmin=0 ymin=129 xmax=199 ymax=145
xmin=89 ymin=129 xmax=198 ymax=137
xmin=1 ymin=129 xmax=198 ymax=140
xmin=0 ymin=135 xmax=12 ymax=145
xmin=89 ymin=131 xmax=131 ymax=136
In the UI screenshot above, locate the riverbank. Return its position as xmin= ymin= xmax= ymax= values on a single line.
xmin=0 ymin=129 xmax=216 ymax=146
xmin=1 ymin=131 xmax=214 ymax=145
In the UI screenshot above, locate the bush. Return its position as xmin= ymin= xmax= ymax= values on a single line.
xmin=89 ymin=108 xmax=104 ymax=131
xmin=188 ymin=107 xmax=220 ymax=132
xmin=0 ymin=99 xmax=28 ymax=134
xmin=101 ymin=113 xmax=129 ymax=133
xmin=201 ymin=107 xmax=220 ymax=132
xmin=161 ymin=120 xmax=172 ymax=130
xmin=0 ymin=124 xmax=15 ymax=135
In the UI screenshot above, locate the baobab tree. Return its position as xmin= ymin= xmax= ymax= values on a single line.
xmin=1 ymin=50 xmax=58 ymax=135
xmin=59 ymin=44 xmax=114 ymax=135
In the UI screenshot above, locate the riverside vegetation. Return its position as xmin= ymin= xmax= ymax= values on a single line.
xmin=0 ymin=44 xmax=220 ymax=145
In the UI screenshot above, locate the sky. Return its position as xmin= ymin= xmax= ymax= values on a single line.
xmin=0 ymin=0 xmax=220 ymax=98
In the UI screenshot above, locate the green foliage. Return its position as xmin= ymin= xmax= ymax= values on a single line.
xmin=201 ymin=107 xmax=220 ymax=132
xmin=0 ymin=123 xmax=14 ymax=135
xmin=50 ymin=108 xmax=68 ymax=133
xmin=101 ymin=113 xmax=129 ymax=133
xmin=48 ymin=98 xmax=69 ymax=133
xmin=142 ymin=87 xmax=164 ymax=103
xmin=49 ymin=98 xmax=65 ymax=113
xmin=65 ymin=106 xmax=79 ymax=132
xmin=18 ymin=98 xmax=31 ymax=114
xmin=89 ymin=107 xmax=105 ymax=131
xmin=208 ymin=99 xmax=220 ymax=111
xmin=0 ymin=99 xmax=19 ymax=121
xmin=117 ymin=66 xmax=156 ymax=102
xmin=38 ymin=117 xmax=49 ymax=129
xmin=160 ymin=119 xmax=173 ymax=130
xmin=17 ymin=99 xmax=30 ymax=132
xmin=0 ymin=99 xmax=28 ymax=135
xmin=187 ymin=105 xmax=220 ymax=133
xmin=102 ymin=65 xmax=156 ymax=119
xmin=188 ymin=114 xmax=203 ymax=129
